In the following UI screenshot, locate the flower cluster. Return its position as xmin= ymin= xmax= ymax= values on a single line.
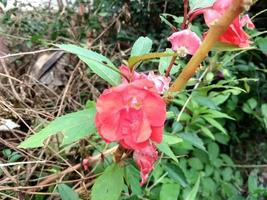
xmin=95 ymin=66 xmax=168 ymax=185
xmin=168 ymin=0 xmax=255 ymax=55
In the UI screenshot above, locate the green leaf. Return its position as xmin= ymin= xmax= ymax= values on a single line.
xmin=58 ymin=44 xmax=121 ymax=86
xmin=180 ymin=133 xmax=206 ymax=151
xmin=200 ymin=126 xmax=215 ymax=140
xmin=157 ymin=140 xmax=179 ymax=164
xmin=208 ymin=142 xmax=219 ymax=161
xmin=91 ymin=163 xmax=124 ymax=200
xmin=189 ymin=0 xmax=216 ymax=12
xmin=185 ymin=174 xmax=201 ymax=200
xmin=163 ymin=163 xmax=188 ymax=187
xmin=130 ymin=36 xmax=153 ymax=57
xmin=261 ymin=104 xmax=267 ymax=118
xmin=163 ymin=133 xmax=183 ymax=145
xmin=188 ymin=158 xmax=203 ymax=170
xmin=256 ymin=37 xmax=267 ymax=55
xmin=19 ymin=108 xmax=96 ymax=148
xmin=248 ymin=175 xmax=258 ymax=194
xmin=58 ymin=184 xmax=81 ymax=200
xmin=125 ymin=165 xmax=142 ymax=196
xmin=203 ymin=117 xmax=227 ymax=134
xmin=160 ymin=183 xmax=180 ymax=200
xmin=213 ymin=42 xmax=256 ymax=51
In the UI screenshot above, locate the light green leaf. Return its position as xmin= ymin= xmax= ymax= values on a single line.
xmin=248 ymin=175 xmax=258 ymax=194
xmin=19 ymin=108 xmax=96 ymax=148
xmin=203 ymin=117 xmax=227 ymax=134
xmin=58 ymin=44 xmax=121 ymax=86
xmin=208 ymin=142 xmax=219 ymax=161
xmin=189 ymin=0 xmax=216 ymax=12
xmin=160 ymin=183 xmax=180 ymax=200
xmin=58 ymin=184 xmax=81 ymax=200
xmin=157 ymin=140 xmax=178 ymax=164
xmin=130 ymin=36 xmax=153 ymax=57
xmin=188 ymin=158 xmax=203 ymax=170
xmin=200 ymin=126 xmax=215 ymax=140
xmin=125 ymin=165 xmax=142 ymax=196
xmin=163 ymin=163 xmax=188 ymax=187
xmin=180 ymin=133 xmax=206 ymax=151
xmin=185 ymin=174 xmax=201 ymax=200
xmin=256 ymin=37 xmax=267 ymax=55
xmin=91 ymin=163 xmax=124 ymax=200
xmin=163 ymin=133 xmax=183 ymax=145
xmin=158 ymin=48 xmax=180 ymax=75
xmin=213 ymin=42 xmax=256 ymax=51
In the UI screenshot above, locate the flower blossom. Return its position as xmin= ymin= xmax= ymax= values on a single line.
xmin=167 ymin=29 xmax=201 ymax=55
xmin=95 ymin=65 xmax=167 ymax=185
xmin=193 ymin=0 xmax=255 ymax=47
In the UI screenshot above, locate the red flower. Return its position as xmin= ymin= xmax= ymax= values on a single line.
xmin=95 ymin=79 xmax=166 ymax=150
xmin=193 ymin=0 xmax=255 ymax=47
xmin=133 ymin=143 xmax=158 ymax=186
xmin=167 ymin=29 xmax=201 ymax=55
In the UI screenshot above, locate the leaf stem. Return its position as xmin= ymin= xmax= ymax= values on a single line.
xmin=181 ymin=0 xmax=189 ymax=29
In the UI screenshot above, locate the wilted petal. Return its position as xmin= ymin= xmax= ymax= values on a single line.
xmin=133 ymin=143 xmax=158 ymax=186
xmin=167 ymin=29 xmax=201 ymax=55
xmin=147 ymin=71 xmax=171 ymax=94
xmin=241 ymin=14 xmax=255 ymax=29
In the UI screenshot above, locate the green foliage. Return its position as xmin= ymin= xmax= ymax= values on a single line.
xmin=58 ymin=184 xmax=81 ymax=200
xmin=19 ymin=107 xmax=96 ymax=148
xmin=189 ymin=0 xmax=216 ymax=12
xmin=130 ymin=36 xmax=153 ymax=57
xmin=91 ymin=163 xmax=124 ymax=200
xmin=58 ymin=44 xmax=121 ymax=86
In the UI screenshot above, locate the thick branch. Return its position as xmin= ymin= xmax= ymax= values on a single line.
xmin=168 ymin=0 xmax=243 ymax=92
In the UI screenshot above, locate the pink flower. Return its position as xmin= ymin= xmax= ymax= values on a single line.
xmin=194 ymin=0 xmax=255 ymax=47
xmin=167 ymin=29 xmax=201 ymax=55
xmin=119 ymin=65 xmax=171 ymax=94
xmin=133 ymin=143 xmax=158 ymax=185
xmin=95 ymin=79 xmax=166 ymax=150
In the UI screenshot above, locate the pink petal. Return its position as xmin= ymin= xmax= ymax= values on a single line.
xmin=147 ymin=71 xmax=171 ymax=94
xmin=167 ymin=29 xmax=201 ymax=55
xmin=143 ymin=93 xmax=166 ymax=126
xmin=133 ymin=143 xmax=158 ymax=186
xmin=241 ymin=14 xmax=255 ymax=29
xmin=150 ymin=126 xmax=164 ymax=143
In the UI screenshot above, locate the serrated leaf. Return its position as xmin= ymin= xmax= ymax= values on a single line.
xmin=163 ymin=163 xmax=188 ymax=187
xmin=180 ymin=133 xmax=206 ymax=151
xmin=57 ymin=44 xmax=121 ymax=86
xmin=19 ymin=108 xmax=96 ymax=148
xmin=58 ymin=184 xmax=81 ymax=200
xmin=189 ymin=0 xmax=216 ymax=12
xmin=208 ymin=142 xmax=219 ymax=161
xmin=91 ymin=163 xmax=124 ymax=200
xmin=130 ymin=36 xmax=153 ymax=57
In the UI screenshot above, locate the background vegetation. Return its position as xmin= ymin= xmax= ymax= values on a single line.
xmin=0 ymin=0 xmax=266 ymax=199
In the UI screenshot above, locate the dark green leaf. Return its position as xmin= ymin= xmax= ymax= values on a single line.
xmin=180 ymin=133 xmax=206 ymax=151
xmin=125 ymin=165 xmax=142 ymax=196
xmin=163 ymin=163 xmax=188 ymax=187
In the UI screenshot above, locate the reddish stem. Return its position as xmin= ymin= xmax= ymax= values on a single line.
xmin=181 ymin=0 xmax=189 ymax=29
